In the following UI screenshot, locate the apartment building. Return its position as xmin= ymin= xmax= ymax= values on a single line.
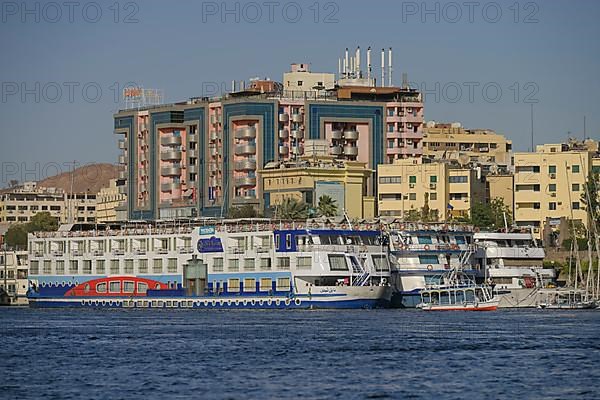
xmin=423 ymin=121 xmax=513 ymax=170
xmin=377 ymin=159 xmax=485 ymax=220
xmin=114 ymin=57 xmax=424 ymax=220
xmin=0 ymin=250 xmax=28 ymax=305
xmin=96 ymin=179 xmax=127 ymax=222
xmin=513 ymin=139 xmax=599 ymax=239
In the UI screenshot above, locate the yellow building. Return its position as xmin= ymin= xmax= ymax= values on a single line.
xmin=260 ymin=156 xmax=373 ymax=219
xmin=486 ymin=174 xmax=514 ymax=215
xmin=423 ymin=122 xmax=513 ymax=169
xmin=377 ymin=159 xmax=485 ymax=220
xmin=0 ymin=182 xmax=65 ymax=224
xmin=96 ymin=179 xmax=127 ymax=222
xmin=513 ymin=139 xmax=599 ymax=239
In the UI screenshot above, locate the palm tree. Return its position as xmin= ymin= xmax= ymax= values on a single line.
xmin=276 ymin=198 xmax=309 ymax=220
xmin=317 ymin=195 xmax=338 ymax=217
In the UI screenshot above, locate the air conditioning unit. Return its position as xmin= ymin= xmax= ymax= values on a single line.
xmin=550 ymin=193 xmax=556 ymax=197
xmin=430 ymin=184 xmax=436 ymax=190
xmin=409 ymin=183 xmax=415 ymax=189
xmin=550 ymin=173 xmax=556 ymax=179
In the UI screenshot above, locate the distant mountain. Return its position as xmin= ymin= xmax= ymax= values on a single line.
xmin=37 ymin=163 xmax=119 ymax=194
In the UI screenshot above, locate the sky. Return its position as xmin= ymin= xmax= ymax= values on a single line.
xmin=1 ymin=0 xmax=599 ymax=185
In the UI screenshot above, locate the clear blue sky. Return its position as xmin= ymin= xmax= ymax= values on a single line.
xmin=1 ymin=0 xmax=599 ymax=183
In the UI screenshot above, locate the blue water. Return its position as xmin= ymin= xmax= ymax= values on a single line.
xmin=1 ymin=309 xmax=599 ymax=400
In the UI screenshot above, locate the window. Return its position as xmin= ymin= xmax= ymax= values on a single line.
xmin=243 ymin=278 xmax=256 ymax=292
xmin=109 ymin=281 xmax=121 ymax=293
xmin=533 ymin=203 xmax=541 ymax=209
xmin=572 ymin=184 xmax=580 ymax=191
xmin=96 ymin=282 xmax=107 ymax=293
xmin=549 ymin=184 xmax=556 ymax=192
xmin=83 ymin=260 xmax=92 ymax=274
xmin=228 ymin=259 xmax=239 ymax=271
xmin=379 ymin=176 xmax=401 ymax=184
xmin=409 ymin=193 xmax=416 ymax=200
xmin=549 ymin=202 xmax=557 ymax=210
xmin=572 ymin=202 xmax=580 ymax=210
xmin=138 ymin=259 xmax=148 ymax=273
xmin=260 ymin=258 xmax=271 ymax=270
xmin=137 ymin=282 xmax=148 ymax=294
xmin=297 ymin=80 xmax=303 ymax=86
xmin=430 ymin=176 xmax=437 ymax=183
xmin=449 ymin=176 xmax=468 ymax=183
xmin=110 ymin=260 xmax=120 ymax=274
xmin=96 ymin=260 xmax=105 ymax=274
xmin=123 ymin=281 xmax=135 ymax=293
xmin=124 ymin=259 xmax=134 ymax=274
xmin=213 ymin=258 xmax=224 ymax=272
xmin=328 ymin=254 xmax=348 ymax=271
xmin=277 ymin=257 xmax=290 ymax=270
xmin=244 ymin=258 xmax=255 ymax=271
xmin=372 ymin=255 xmax=389 ymax=272
xmin=43 ymin=260 xmax=52 ymax=274
xmin=455 ymin=236 xmax=466 ymax=245
xmin=69 ymin=260 xmax=79 ymax=274
xmin=430 ymin=193 xmax=437 ymax=201
xmin=417 ymin=236 xmax=433 ymax=244
xmin=29 ymin=261 xmax=39 ymax=274
xmin=56 ymin=260 xmax=64 ymax=275
xmin=260 ymin=278 xmax=272 ymax=291
xmin=228 ymin=278 xmax=240 ymax=292
xmin=153 ymin=259 xmax=163 ymax=273
xmin=572 ymin=165 xmax=580 ymax=173
xmin=297 ymin=256 xmax=312 ymax=270
xmin=276 ymin=277 xmax=290 ymax=291
xmin=418 ymin=255 xmax=439 ymax=265
xmin=167 ymin=258 xmax=177 ymax=273
xmin=409 ymin=176 xmax=417 ymax=184
xmin=548 ymin=165 xmax=556 ymax=174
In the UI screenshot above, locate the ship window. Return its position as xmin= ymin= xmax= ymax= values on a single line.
xmin=418 ymin=255 xmax=439 ymax=265
xmin=260 ymin=278 xmax=272 ymax=291
xmin=297 ymin=256 xmax=312 ymax=270
xmin=276 ymin=277 xmax=290 ymax=291
xmin=372 ymin=255 xmax=389 ymax=272
xmin=109 ymin=281 xmax=121 ymax=293
xmin=276 ymin=257 xmax=290 ymax=270
xmin=440 ymin=291 xmax=450 ymax=305
xmin=465 ymin=290 xmax=475 ymax=302
xmin=84 ymin=283 xmax=90 ymax=293
xmin=153 ymin=259 xmax=163 ymax=273
xmin=96 ymin=282 xmax=107 ymax=293
xmin=228 ymin=278 xmax=240 ymax=292
xmin=328 ymin=254 xmax=348 ymax=271
xmin=243 ymin=278 xmax=256 ymax=292
xmin=260 ymin=258 xmax=271 ymax=270
xmin=275 ymin=234 xmax=280 ymax=249
xmin=360 ymin=235 xmax=377 ymax=245
xmin=155 ymin=283 xmax=161 ymax=290
xmin=213 ymin=258 xmax=224 ymax=272
xmin=123 ymin=281 xmax=135 ymax=293
xmin=137 ymin=282 xmax=148 ymax=294
xmin=456 ymin=291 xmax=465 ymax=303
xmin=417 ymin=236 xmax=433 ymax=244
xmin=455 ymin=236 xmax=466 ymax=245
xmin=422 ymin=292 xmax=430 ymax=303
xmin=285 ymin=234 xmax=292 ymax=249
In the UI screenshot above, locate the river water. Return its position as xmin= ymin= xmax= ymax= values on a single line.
xmin=1 ymin=308 xmax=599 ymax=399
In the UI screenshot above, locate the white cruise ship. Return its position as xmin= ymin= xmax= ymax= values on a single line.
xmin=26 ymin=219 xmax=392 ymax=309
xmin=473 ymin=231 xmax=556 ymax=308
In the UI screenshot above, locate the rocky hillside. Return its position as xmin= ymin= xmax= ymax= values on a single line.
xmin=37 ymin=163 xmax=119 ymax=194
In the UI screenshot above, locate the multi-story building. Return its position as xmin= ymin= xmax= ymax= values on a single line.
xmin=260 ymin=145 xmax=374 ymax=219
xmin=377 ymin=159 xmax=485 ymax=220
xmin=0 ymin=250 xmax=28 ymax=305
xmin=513 ymin=139 xmax=599 ymax=239
xmin=114 ymin=56 xmax=424 ymax=220
xmin=0 ymin=182 xmax=97 ymax=225
xmin=486 ymin=173 xmax=514 ymax=216
xmin=96 ymin=179 xmax=127 ymax=222
xmin=423 ymin=121 xmax=513 ymax=171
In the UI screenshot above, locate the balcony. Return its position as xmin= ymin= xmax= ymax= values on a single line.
xmin=330 ymin=146 xmax=342 ymax=155
xmin=235 ymin=144 xmax=256 ymax=155
xmin=235 ymin=160 xmax=257 ymax=171
xmin=235 ymin=126 xmax=256 ymax=139
xmin=118 ymin=170 xmax=127 ymax=180
xmin=292 ymin=145 xmax=304 ymax=155
xmin=161 ymin=150 xmax=181 ymax=161
xmin=291 ymin=129 xmax=304 ymax=139
xmin=161 ymin=182 xmax=181 ymax=192
xmin=188 ymin=165 xmax=198 ymax=174
xmin=279 ymin=113 xmax=289 ymax=122
xmin=118 ymin=139 xmax=127 ymax=150
xmin=279 ymin=145 xmax=289 ymax=155
xmin=118 ymin=185 xmax=127 ymax=195
xmin=161 ymin=136 xmax=182 ymax=146
xmin=139 ymin=123 xmax=148 ymax=132
xmin=188 ymin=149 xmax=198 ymax=158
xmin=118 ymin=154 xmax=127 ymax=164
xmin=210 ymin=131 xmax=218 ymax=141
xmin=234 ymin=176 xmax=257 ymax=187
xmin=343 ymin=146 xmax=358 ymax=156
xmin=331 ymin=130 xmax=343 ymax=140
xmin=344 ymin=130 xmax=359 ymax=140
xmin=210 ymin=147 xmax=220 ymax=157
xmin=291 ymin=113 xmax=303 ymax=123
xmin=211 ymin=115 xmax=222 ymax=125
xmin=279 ymin=129 xmax=289 ymax=139
xmin=161 ymin=166 xmax=182 ymax=176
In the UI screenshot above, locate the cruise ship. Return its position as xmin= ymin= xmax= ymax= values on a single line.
xmin=383 ymin=221 xmax=480 ymax=307
xmin=26 ymin=219 xmax=392 ymax=309
xmin=473 ymin=230 xmax=556 ymax=308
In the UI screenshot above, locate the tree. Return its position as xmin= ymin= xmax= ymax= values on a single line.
xmin=27 ymin=212 xmax=58 ymax=232
xmin=581 ymin=171 xmax=600 ymax=230
xmin=228 ymin=205 xmax=259 ymax=219
xmin=4 ymin=225 xmax=28 ymax=249
xmin=276 ymin=198 xmax=309 ymax=220
xmin=317 ymin=195 xmax=338 ymax=217
xmin=469 ymin=198 xmax=512 ymax=229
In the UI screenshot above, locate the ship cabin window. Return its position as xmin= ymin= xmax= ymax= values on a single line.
xmin=275 ymin=234 xmax=280 ymax=249
xmin=465 ymin=290 xmax=475 ymax=302
xmin=123 ymin=281 xmax=135 ymax=293
xmin=372 ymin=255 xmax=390 ymax=272
xmin=360 ymin=235 xmax=378 ymax=245
xmin=276 ymin=277 xmax=290 ymax=291
xmin=260 ymin=278 xmax=272 ymax=291
xmin=260 ymin=258 xmax=271 ymax=270
xmin=243 ymin=278 xmax=256 ymax=292
xmin=228 ymin=278 xmax=240 ymax=292
xmin=96 ymin=282 xmax=107 ymax=293
xmin=137 ymin=282 xmax=148 ymax=294
xmin=344 ymin=235 xmax=363 ymax=245
xmin=319 ymin=235 xmax=342 ymax=245
xmin=84 ymin=284 xmax=90 ymax=293
xmin=417 ymin=236 xmax=433 ymax=245
xmin=328 ymin=254 xmax=348 ymax=271
xmin=109 ymin=281 xmax=121 ymax=293
xmin=440 ymin=291 xmax=450 ymax=305
xmin=418 ymin=255 xmax=439 ymax=265
xmin=455 ymin=236 xmax=466 ymax=245
xmin=276 ymin=257 xmax=290 ymax=270
xmin=295 ymin=235 xmax=312 ymax=250
xmin=456 ymin=290 xmax=465 ymax=303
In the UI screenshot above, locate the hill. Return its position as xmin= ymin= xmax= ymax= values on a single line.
xmin=37 ymin=163 xmax=119 ymax=194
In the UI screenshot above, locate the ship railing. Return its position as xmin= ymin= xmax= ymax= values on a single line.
xmin=177 ymin=247 xmax=194 ymax=254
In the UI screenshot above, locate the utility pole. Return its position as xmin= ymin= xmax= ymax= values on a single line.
xmin=69 ymin=160 xmax=77 ymax=224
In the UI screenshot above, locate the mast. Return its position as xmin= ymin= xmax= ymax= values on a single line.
xmin=565 ymin=161 xmax=584 ymax=288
